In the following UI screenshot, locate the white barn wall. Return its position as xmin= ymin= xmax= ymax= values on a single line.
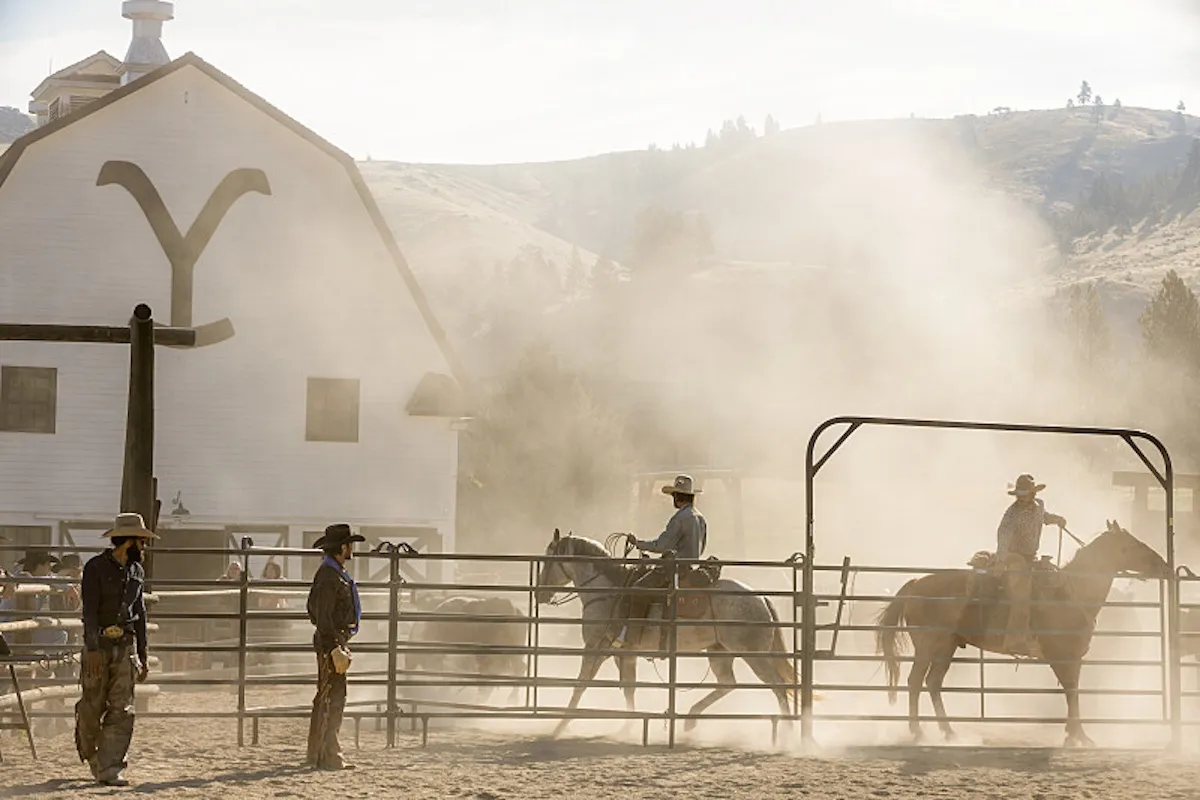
xmin=0 ymin=62 xmax=459 ymax=554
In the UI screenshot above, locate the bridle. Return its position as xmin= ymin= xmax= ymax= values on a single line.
xmin=541 ymin=539 xmax=608 ymax=609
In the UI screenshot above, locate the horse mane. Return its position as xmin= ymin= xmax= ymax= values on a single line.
xmin=561 ymin=535 xmax=634 ymax=584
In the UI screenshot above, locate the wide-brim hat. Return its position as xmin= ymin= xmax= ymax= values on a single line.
xmin=54 ymin=554 xmax=83 ymax=572
xmin=313 ymin=523 xmax=365 ymax=550
xmin=101 ymin=512 xmax=160 ymax=539
xmin=1008 ymin=474 xmax=1046 ymax=497
xmin=662 ymin=474 xmax=701 ymax=496
xmin=15 ymin=549 xmax=59 ymax=570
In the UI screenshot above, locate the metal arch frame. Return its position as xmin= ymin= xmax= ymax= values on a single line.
xmin=801 ymin=415 xmax=1181 ymax=750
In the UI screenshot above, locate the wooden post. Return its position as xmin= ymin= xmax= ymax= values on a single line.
xmin=120 ymin=304 xmax=156 ymax=526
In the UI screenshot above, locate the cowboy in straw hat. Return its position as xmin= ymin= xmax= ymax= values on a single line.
xmin=75 ymin=512 xmax=157 ymax=787
xmin=995 ymin=474 xmax=1067 ymax=659
xmin=305 ymin=523 xmax=364 ymax=771
xmin=613 ymin=474 xmax=709 ymax=653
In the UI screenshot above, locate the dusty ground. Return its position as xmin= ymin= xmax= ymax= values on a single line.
xmin=1 ymin=689 xmax=1198 ymax=799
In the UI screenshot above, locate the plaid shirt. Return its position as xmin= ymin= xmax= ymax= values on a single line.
xmin=996 ymin=498 xmax=1063 ymax=558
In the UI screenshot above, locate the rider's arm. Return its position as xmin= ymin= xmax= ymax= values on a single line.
xmin=1043 ymin=511 xmax=1066 ymax=528
xmin=637 ymin=514 xmax=682 ymax=554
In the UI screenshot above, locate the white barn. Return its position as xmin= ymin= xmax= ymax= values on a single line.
xmin=0 ymin=10 xmax=467 ymax=582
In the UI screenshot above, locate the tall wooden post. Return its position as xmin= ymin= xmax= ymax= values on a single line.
xmin=120 ymin=303 xmax=156 ymax=525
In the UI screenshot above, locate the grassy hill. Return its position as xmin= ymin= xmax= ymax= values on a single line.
xmin=361 ymin=105 xmax=1200 ymax=346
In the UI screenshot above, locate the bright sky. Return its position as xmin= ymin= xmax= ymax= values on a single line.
xmin=0 ymin=0 xmax=1196 ymax=164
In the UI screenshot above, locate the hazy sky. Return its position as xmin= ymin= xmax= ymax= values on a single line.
xmin=0 ymin=0 xmax=1196 ymax=163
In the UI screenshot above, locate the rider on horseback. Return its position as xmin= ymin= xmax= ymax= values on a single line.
xmin=612 ymin=474 xmax=708 ymax=652
xmin=996 ymin=473 xmax=1066 ymax=658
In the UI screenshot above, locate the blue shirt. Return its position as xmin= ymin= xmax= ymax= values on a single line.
xmin=638 ymin=504 xmax=708 ymax=560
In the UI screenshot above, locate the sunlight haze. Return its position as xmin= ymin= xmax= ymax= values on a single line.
xmin=0 ymin=0 xmax=1195 ymax=163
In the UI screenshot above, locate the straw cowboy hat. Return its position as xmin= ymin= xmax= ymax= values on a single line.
xmin=661 ymin=474 xmax=702 ymax=496
xmin=1008 ymin=474 xmax=1046 ymax=497
xmin=312 ymin=523 xmax=365 ymax=550
xmin=15 ymin=548 xmax=59 ymax=571
xmin=101 ymin=512 xmax=160 ymax=539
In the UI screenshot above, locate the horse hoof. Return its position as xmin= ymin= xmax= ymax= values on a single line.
xmin=683 ymin=719 xmax=698 ymax=734
xmin=942 ymin=729 xmax=957 ymax=743
xmin=908 ymin=730 xmax=924 ymax=745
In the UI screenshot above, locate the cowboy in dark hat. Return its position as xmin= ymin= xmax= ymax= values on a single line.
xmin=76 ymin=512 xmax=159 ymax=786
xmin=613 ymin=474 xmax=709 ymax=653
xmin=996 ymin=474 xmax=1066 ymax=658
xmin=305 ymin=523 xmax=363 ymax=770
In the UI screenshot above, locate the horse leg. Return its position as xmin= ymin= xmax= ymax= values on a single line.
xmin=616 ymin=655 xmax=638 ymax=737
xmin=906 ymin=645 xmax=932 ymax=743
xmin=1050 ymin=657 xmax=1091 ymax=747
xmin=683 ymin=650 xmax=737 ymax=733
xmin=552 ymin=652 xmax=607 ymax=739
xmin=924 ymin=638 xmax=958 ymax=741
xmin=744 ymin=654 xmax=795 ymax=742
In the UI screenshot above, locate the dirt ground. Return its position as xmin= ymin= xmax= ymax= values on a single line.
xmin=1 ymin=689 xmax=1198 ymax=799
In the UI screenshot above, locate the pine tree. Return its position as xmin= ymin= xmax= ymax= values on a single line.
xmin=1140 ymin=270 xmax=1200 ymax=370
xmin=1058 ymin=283 xmax=1112 ymax=371
xmin=764 ymin=114 xmax=780 ymax=136
xmin=1078 ymin=81 xmax=1093 ymax=106
xmin=1179 ymin=101 xmax=1187 ymax=113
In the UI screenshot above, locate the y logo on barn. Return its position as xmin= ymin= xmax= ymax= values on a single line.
xmin=97 ymin=160 xmax=272 ymax=327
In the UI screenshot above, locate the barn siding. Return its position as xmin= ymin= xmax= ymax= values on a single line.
xmin=0 ymin=64 xmax=458 ymax=549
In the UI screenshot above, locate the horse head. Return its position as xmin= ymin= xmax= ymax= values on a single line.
xmin=1093 ymin=519 xmax=1169 ymax=580
xmin=535 ymin=528 xmax=574 ymax=604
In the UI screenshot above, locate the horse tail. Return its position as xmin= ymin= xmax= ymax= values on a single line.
xmin=764 ymin=597 xmax=800 ymax=704
xmin=876 ymin=579 xmax=916 ymax=705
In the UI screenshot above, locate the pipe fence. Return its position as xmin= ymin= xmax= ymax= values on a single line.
xmin=3 ymin=540 xmax=1194 ymax=751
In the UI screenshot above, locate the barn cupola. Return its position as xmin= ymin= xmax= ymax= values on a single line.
xmin=119 ymin=0 xmax=175 ymax=85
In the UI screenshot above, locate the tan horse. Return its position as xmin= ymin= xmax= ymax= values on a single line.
xmin=875 ymin=520 xmax=1168 ymax=746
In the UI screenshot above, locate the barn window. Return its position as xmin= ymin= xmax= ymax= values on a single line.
xmin=306 ymin=378 xmax=360 ymax=443
xmin=0 ymin=366 xmax=58 ymax=434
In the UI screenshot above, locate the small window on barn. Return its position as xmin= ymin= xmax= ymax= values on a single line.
xmin=306 ymin=378 xmax=360 ymax=443
xmin=0 ymin=366 xmax=58 ymax=434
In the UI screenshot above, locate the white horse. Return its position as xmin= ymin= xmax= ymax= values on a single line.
xmin=535 ymin=529 xmax=797 ymax=738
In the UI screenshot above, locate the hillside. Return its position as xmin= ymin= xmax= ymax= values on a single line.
xmin=362 ymin=105 xmax=1200 ymax=344
xmin=0 ymin=107 xmax=33 ymax=143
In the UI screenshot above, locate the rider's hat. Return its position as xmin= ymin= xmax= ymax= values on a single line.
xmin=662 ymin=474 xmax=701 ymax=496
xmin=1008 ymin=474 xmax=1045 ymax=497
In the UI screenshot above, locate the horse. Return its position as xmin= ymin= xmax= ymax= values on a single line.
xmin=875 ymin=520 xmax=1169 ymax=747
xmin=534 ymin=529 xmax=797 ymax=739
xmin=405 ymin=595 xmax=528 ymax=704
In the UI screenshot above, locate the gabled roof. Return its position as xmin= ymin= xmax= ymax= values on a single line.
xmin=30 ymin=51 xmax=122 ymax=99
xmin=1 ymin=51 xmax=471 ymax=396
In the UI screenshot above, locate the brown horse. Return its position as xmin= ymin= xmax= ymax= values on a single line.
xmin=875 ymin=520 xmax=1168 ymax=746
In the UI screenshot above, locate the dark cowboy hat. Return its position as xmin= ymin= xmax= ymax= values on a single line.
xmin=312 ymin=523 xmax=365 ymax=551
xmin=1008 ymin=474 xmax=1046 ymax=497
xmin=54 ymin=554 xmax=83 ymax=572
xmin=15 ymin=549 xmax=60 ymax=571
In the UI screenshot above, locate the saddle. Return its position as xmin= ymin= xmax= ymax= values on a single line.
xmin=964 ymin=551 xmax=1067 ymax=644
xmin=677 ymin=557 xmax=722 ymax=619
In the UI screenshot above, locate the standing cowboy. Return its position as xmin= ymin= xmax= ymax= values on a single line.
xmin=996 ymin=474 xmax=1066 ymax=658
xmin=305 ymin=523 xmax=363 ymax=771
xmin=75 ymin=513 xmax=158 ymax=787
xmin=613 ymin=475 xmax=708 ymax=652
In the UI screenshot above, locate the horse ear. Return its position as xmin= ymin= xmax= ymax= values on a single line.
xmin=553 ymin=528 xmax=561 ymax=542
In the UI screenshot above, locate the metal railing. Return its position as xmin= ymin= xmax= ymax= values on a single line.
xmin=3 ymin=539 xmax=1194 ymax=750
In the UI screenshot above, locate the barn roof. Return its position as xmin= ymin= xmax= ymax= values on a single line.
xmin=0 ymin=51 xmax=471 ymax=398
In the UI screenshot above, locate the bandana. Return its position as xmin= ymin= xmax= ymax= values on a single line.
xmin=322 ymin=554 xmax=361 ymax=635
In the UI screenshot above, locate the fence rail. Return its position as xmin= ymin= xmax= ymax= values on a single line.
xmin=3 ymin=540 xmax=1197 ymax=751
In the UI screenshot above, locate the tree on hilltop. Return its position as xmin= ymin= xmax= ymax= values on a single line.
xmin=1078 ymin=81 xmax=1093 ymax=106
